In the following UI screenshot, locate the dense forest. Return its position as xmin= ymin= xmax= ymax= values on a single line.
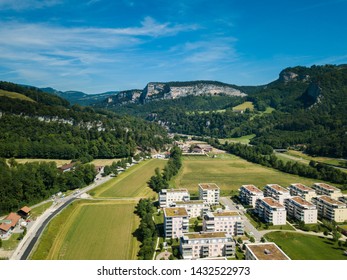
xmin=0 ymin=158 xmax=97 ymax=215
xmin=0 ymin=82 xmax=170 ymax=160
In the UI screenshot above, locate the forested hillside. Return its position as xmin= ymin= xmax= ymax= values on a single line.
xmin=0 ymin=82 xmax=170 ymax=160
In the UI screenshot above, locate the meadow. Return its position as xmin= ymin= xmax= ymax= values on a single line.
xmin=265 ymin=231 xmax=347 ymax=260
xmin=92 ymin=159 xmax=166 ymax=198
xmin=171 ymin=154 xmax=332 ymax=196
xmin=30 ymin=200 xmax=140 ymax=260
xmin=0 ymin=89 xmax=35 ymax=102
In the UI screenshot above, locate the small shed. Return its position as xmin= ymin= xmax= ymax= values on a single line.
xmin=18 ymin=206 xmax=32 ymax=218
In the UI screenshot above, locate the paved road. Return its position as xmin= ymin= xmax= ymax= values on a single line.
xmin=220 ymin=197 xmax=262 ymax=242
xmin=11 ymin=172 xmax=113 ymax=260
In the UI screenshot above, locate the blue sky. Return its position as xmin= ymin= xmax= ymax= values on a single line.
xmin=0 ymin=0 xmax=346 ymax=93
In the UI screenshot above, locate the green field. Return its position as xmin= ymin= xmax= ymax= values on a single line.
xmin=6 ymin=158 xmax=71 ymax=167
xmin=171 ymin=154 xmax=333 ymax=195
xmin=265 ymin=231 xmax=347 ymax=260
xmin=30 ymin=200 xmax=140 ymax=260
xmin=92 ymin=159 xmax=166 ymax=198
xmin=232 ymin=101 xmax=254 ymax=111
xmin=220 ymin=134 xmax=256 ymax=145
xmin=0 ymin=89 xmax=35 ymax=102
xmin=30 ymin=201 xmax=53 ymax=219
xmin=286 ymin=150 xmax=347 ymax=168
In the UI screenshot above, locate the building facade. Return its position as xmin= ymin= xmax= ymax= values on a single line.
xmin=163 ymin=207 xmax=189 ymax=238
xmin=255 ymin=197 xmax=287 ymax=225
xmin=263 ymin=184 xmax=291 ymax=204
xmin=288 ymin=183 xmax=317 ymax=202
xmin=174 ymin=200 xmax=209 ymax=218
xmin=284 ymin=196 xmax=318 ymax=224
xmin=180 ymin=232 xmax=235 ymax=259
xmin=313 ymin=183 xmax=342 ymax=200
xmin=239 ymin=185 xmax=264 ymax=207
xmin=312 ymin=195 xmax=347 ymax=223
xmin=202 ymin=211 xmax=244 ymax=236
xmin=159 ymin=188 xmax=190 ymax=208
xmin=198 ymin=183 xmax=220 ymax=205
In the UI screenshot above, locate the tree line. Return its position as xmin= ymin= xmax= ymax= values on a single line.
xmin=0 ymin=158 xmax=97 ymax=215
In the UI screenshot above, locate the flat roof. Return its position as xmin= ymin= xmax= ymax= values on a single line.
xmin=162 ymin=188 xmax=189 ymax=193
xmin=317 ymin=195 xmax=346 ymax=206
xmin=185 ymin=232 xmax=229 ymax=239
xmin=213 ymin=211 xmax=240 ymax=217
xmin=246 ymin=243 xmax=290 ymax=260
xmin=164 ymin=207 xmax=188 ymax=217
xmin=199 ymin=183 xmax=219 ymax=190
xmin=242 ymin=185 xmax=263 ymax=194
xmin=266 ymin=184 xmax=289 ymax=193
xmin=261 ymin=197 xmax=285 ymax=208
xmin=289 ymin=196 xmax=315 ymax=207
xmin=290 ymin=183 xmax=315 ymax=192
xmin=176 ymin=200 xmax=204 ymax=205
xmin=314 ymin=183 xmax=340 ymax=192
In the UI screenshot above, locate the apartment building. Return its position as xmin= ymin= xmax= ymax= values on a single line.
xmin=284 ymin=196 xmax=318 ymax=224
xmin=159 ymin=188 xmax=190 ymax=208
xmin=163 ymin=207 xmax=189 ymax=239
xmin=312 ymin=195 xmax=347 ymax=223
xmin=288 ymin=183 xmax=317 ymax=202
xmin=255 ymin=197 xmax=287 ymax=225
xmin=263 ymin=184 xmax=291 ymax=204
xmin=180 ymin=232 xmax=235 ymax=260
xmin=239 ymin=185 xmax=264 ymax=207
xmin=245 ymin=242 xmax=290 ymax=260
xmin=313 ymin=183 xmax=342 ymax=200
xmin=198 ymin=183 xmax=220 ymax=205
xmin=174 ymin=200 xmax=209 ymax=218
xmin=203 ymin=211 xmax=244 ymax=236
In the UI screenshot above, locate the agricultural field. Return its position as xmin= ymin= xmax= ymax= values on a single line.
xmin=219 ymin=134 xmax=256 ymax=145
xmin=6 ymin=158 xmax=71 ymax=167
xmin=265 ymin=231 xmax=347 ymax=260
xmin=30 ymin=200 xmax=140 ymax=260
xmin=0 ymin=89 xmax=35 ymax=102
xmin=91 ymin=158 xmax=121 ymax=166
xmin=171 ymin=154 xmax=334 ymax=196
xmin=30 ymin=201 xmax=53 ymax=219
xmin=232 ymin=101 xmax=254 ymax=111
xmin=92 ymin=159 xmax=166 ymax=198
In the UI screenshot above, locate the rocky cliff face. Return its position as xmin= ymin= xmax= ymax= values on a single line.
xmin=107 ymin=81 xmax=246 ymax=105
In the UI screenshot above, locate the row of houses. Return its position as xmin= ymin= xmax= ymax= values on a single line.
xmin=0 ymin=206 xmax=31 ymax=239
xmin=159 ymin=183 xmax=246 ymax=260
xmin=239 ymin=183 xmax=347 ymax=225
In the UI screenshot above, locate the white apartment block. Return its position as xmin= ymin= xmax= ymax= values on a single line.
xmin=245 ymin=242 xmax=290 ymax=260
xmin=180 ymin=232 xmax=235 ymax=260
xmin=159 ymin=188 xmax=190 ymax=208
xmin=255 ymin=197 xmax=287 ymax=225
xmin=203 ymin=211 xmax=244 ymax=236
xmin=174 ymin=200 xmax=209 ymax=218
xmin=312 ymin=195 xmax=347 ymax=223
xmin=313 ymin=183 xmax=342 ymax=200
xmin=263 ymin=184 xmax=291 ymax=204
xmin=198 ymin=183 xmax=220 ymax=205
xmin=288 ymin=183 xmax=317 ymax=202
xmin=239 ymin=185 xmax=264 ymax=207
xmin=284 ymin=196 xmax=318 ymax=224
xmin=164 ymin=207 xmax=189 ymax=239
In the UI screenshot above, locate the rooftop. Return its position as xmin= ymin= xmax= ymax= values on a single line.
xmin=162 ymin=188 xmax=189 ymax=193
xmin=19 ymin=206 xmax=31 ymax=214
xmin=246 ymin=243 xmax=290 ymax=260
xmin=176 ymin=200 xmax=205 ymax=205
xmin=290 ymin=183 xmax=315 ymax=192
xmin=261 ymin=197 xmax=285 ymax=208
xmin=0 ymin=212 xmax=21 ymax=232
xmin=314 ymin=183 xmax=340 ymax=192
xmin=184 ymin=231 xmax=230 ymax=239
xmin=213 ymin=211 xmax=240 ymax=217
xmin=164 ymin=207 xmax=188 ymax=217
xmin=266 ymin=184 xmax=289 ymax=193
xmin=317 ymin=195 xmax=346 ymax=206
xmin=199 ymin=183 xmax=219 ymax=190
xmin=58 ymin=162 xmax=76 ymax=171
xmin=242 ymin=184 xmax=263 ymax=194
xmin=289 ymin=196 xmax=315 ymax=207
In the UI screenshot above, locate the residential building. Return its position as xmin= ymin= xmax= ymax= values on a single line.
xmin=245 ymin=242 xmax=290 ymax=260
xmin=284 ymin=196 xmax=318 ymax=224
xmin=198 ymin=183 xmax=220 ymax=205
xmin=312 ymin=195 xmax=347 ymax=223
xmin=180 ymin=232 xmax=235 ymax=260
xmin=17 ymin=206 xmax=31 ymax=219
xmin=159 ymin=188 xmax=190 ymax=208
xmin=0 ymin=212 xmax=21 ymax=237
xmin=163 ymin=207 xmax=189 ymax=239
xmin=288 ymin=183 xmax=317 ymax=202
xmin=203 ymin=211 xmax=244 ymax=236
xmin=255 ymin=197 xmax=287 ymax=225
xmin=174 ymin=200 xmax=209 ymax=218
xmin=339 ymin=196 xmax=347 ymax=205
xmin=263 ymin=184 xmax=291 ymax=204
xmin=239 ymin=185 xmax=264 ymax=207
xmin=58 ymin=162 xmax=76 ymax=173
xmin=313 ymin=183 xmax=342 ymax=200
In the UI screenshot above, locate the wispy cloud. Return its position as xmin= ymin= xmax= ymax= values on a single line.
xmin=0 ymin=0 xmax=63 ymax=10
